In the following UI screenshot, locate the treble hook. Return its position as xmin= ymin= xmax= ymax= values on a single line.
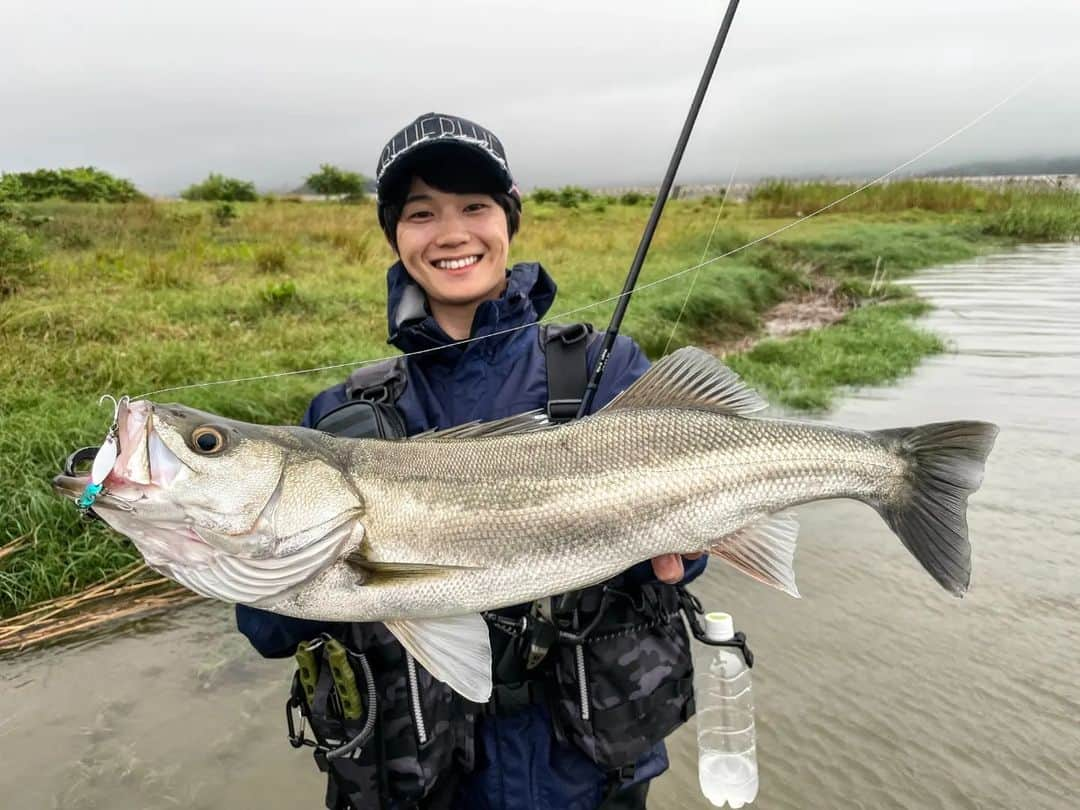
xmin=98 ymin=394 xmax=130 ymax=435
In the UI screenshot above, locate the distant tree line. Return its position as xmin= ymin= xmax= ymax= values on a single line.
xmin=529 ymin=186 xmax=654 ymax=208
xmin=180 ymin=173 xmax=258 ymax=202
xmin=303 ymin=164 xmax=368 ymax=198
xmin=182 ymin=164 xmax=369 ymax=201
xmin=0 ymin=167 xmax=142 ymax=203
xmin=0 ymin=164 xmax=372 ymax=204
xmin=5 ymin=158 xmax=1079 ymax=206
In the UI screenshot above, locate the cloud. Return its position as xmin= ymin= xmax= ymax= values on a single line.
xmin=2 ymin=0 xmax=1077 ymax=193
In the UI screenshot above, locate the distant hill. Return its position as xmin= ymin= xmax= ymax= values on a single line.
xmin=921 ymin=156 xmax=1080 ymax=177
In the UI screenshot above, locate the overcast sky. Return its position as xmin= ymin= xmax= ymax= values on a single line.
xmin=3 ymin=0 xmax=1077 ymax=195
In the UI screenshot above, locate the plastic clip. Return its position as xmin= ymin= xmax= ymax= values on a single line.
xmin=523 ymin=614 xmax=558 ymax=670
xmin=677 ymin=587 xmax=755 ymax=668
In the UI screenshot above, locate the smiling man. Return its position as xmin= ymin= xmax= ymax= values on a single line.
xmin=390 ymin=174 xmax=511 ymax=339
xmin=237 ymin=113 xmax=706 ymax=810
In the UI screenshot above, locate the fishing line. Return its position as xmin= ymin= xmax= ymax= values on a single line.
xmin=661 ymin=159 xmax=740 ymax=358
xmin=135 ymin=69 xmax=1046 ymax=401
xmin=540 ymin=66 xmax=1049 ymax=312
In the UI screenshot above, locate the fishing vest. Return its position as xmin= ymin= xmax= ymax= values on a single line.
xmin=288 ymin=324 xmax=697 ymax=809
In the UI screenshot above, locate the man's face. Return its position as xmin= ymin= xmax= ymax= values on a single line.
xmin=395 ymin=177 xmax=510 ymax=309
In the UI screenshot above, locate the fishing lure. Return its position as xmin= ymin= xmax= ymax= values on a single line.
xmin=76 ymin=395 xmax=128 ymax=510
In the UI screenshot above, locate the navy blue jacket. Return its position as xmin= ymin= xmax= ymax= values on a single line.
xmin=236 ymin=261 xmax=706 ymax=809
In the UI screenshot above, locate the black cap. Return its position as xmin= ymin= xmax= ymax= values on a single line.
xmin=375 ymin=112 xmax=517 ymax=203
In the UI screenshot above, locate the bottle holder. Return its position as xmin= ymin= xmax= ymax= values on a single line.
xmin=677 ymin=587 xmax=754 ymax=668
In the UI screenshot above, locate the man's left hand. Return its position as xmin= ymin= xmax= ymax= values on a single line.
xmin=651 ymin=552 xmax=705 ymax=584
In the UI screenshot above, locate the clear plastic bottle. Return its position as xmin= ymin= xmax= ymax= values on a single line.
xmin=696 ymin=611 xmax=759 ymax=808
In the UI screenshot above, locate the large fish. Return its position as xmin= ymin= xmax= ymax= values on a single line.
xmin=52 ymin=348 xmax=997 ymax=701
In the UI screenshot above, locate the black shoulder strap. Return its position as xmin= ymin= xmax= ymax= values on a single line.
xmin=541 ymin=323 xmax=598 ymax=423
xmin=345 ymin=356 xmax=408 ymax=403
xmin=326 ymin=326 xmax=596 ymax=436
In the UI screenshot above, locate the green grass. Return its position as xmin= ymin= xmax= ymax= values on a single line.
xmin=750 ymin=180 xmax=1080 ymax=242
xmin=1 ymin=185 xmax=1076 ymax=616
xmin=749 ymin=178 xmax=1002 ymax=216
xmin=982 ymin=190 xmax=1080 ymax=241
xmin=728 ymin=301 xmax=943 ymax=411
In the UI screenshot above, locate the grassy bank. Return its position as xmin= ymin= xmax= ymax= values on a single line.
xmin=1 ymin=183 xmax=1077 ymax=619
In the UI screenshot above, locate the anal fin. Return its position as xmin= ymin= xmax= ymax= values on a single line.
xmin=384 ymin=614 xmax=493 ymax=703
xmin=711 ymin=512 xmax=801 ymax=598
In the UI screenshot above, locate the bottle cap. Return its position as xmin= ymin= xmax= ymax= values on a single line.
xmin=703 ymin=611 xmax=735 ymax=642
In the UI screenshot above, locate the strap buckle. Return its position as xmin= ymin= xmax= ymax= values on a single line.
xmin=547 ymin=398 xmax=583 ymax=421
xmin=523 ymin=613 xmax=558 ymax=670
xmin=358 ymin=384 xmax=391 ymax=404
xmin=486 ymin=681 xmax=546 ymax=716
xmin=554 ymin=322 xmax=590 ymax=345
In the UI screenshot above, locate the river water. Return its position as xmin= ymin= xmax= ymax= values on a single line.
xmin=2 ymin=245 xmax=1077 ymax=809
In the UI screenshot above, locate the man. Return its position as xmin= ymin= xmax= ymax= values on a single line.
xmin=238 ymin=113 xmax=705 ymax=810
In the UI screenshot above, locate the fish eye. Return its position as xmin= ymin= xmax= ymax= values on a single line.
xmin=192 ymin=426 xmax=225 ymax=454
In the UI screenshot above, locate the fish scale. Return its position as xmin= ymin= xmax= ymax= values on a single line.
xmin=306 ymin=411 xmax=903 ymax=622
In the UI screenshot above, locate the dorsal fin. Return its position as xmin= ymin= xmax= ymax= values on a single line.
xmin=409 ymin=409 xmax=557 ymax=442
xmin=604 ymin=346 xmax=768 ymax=416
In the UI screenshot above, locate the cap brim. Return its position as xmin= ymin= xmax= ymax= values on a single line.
xmin=377 ymin=141 xmax=513 ymax=202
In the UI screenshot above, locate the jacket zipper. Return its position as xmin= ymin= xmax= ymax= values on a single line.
xmin=405 ymin=652 xmax=428 ymax=744
xmin=575 ymin=644 xmax=590 ymax=721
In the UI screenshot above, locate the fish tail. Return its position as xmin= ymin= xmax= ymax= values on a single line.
xmin=871 ymin=421 xmax=999 ymax=597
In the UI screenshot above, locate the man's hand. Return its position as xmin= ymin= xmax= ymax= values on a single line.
xmin=651 ymin=552 xmax=705 ymax=584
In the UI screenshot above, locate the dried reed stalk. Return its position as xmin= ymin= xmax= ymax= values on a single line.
xmin=0 ymin=563 xmax=204 ymax=654
xmin=0 ymin=534 xmax=31 ymax=563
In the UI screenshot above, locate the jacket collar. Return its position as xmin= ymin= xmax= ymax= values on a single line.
xmin=386 ymin=261 xmax=556 ymax=360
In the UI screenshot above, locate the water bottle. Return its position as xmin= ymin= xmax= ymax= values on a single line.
xmin=696 ymin=611 xmax=759 ymax=808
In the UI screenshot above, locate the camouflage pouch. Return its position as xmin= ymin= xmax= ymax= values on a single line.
xmin=548 ymin=583 xmax=696 ymax=769
xmin=298 ymin=624 xmax=478 ymax=807
xmin=351 ymin=623 xmax=478 ymax=801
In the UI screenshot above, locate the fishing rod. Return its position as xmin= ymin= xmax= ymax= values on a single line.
xmin=576 ymin=0 xmax=742 ymax=418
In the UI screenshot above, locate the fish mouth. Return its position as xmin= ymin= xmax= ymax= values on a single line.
xmin=51 ymin=473 xmax=91 ymax=499
xmin=51 ymin=400 xmax=186 ymax=510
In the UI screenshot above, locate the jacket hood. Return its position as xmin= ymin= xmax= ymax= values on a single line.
xmin=386 ymin=261 xmax=557 ymax=358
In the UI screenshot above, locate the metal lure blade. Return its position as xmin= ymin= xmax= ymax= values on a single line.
xmin=90 ymin=434 xmax=118 ymax=485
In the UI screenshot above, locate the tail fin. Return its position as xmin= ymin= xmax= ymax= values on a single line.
xmin=872 ymin=421 xmax=998 ymax=597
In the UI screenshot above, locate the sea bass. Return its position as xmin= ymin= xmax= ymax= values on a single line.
xmin=52 ymin=347 xmax=998 ymax=701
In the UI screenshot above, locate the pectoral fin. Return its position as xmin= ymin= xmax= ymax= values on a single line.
xmin=384 ymin=614 xmax=493 ymax=703
xmin=345 ymin=555 xmax=483 ymax=584
xmin=710 ymin=511 xmax=801 ymax=598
